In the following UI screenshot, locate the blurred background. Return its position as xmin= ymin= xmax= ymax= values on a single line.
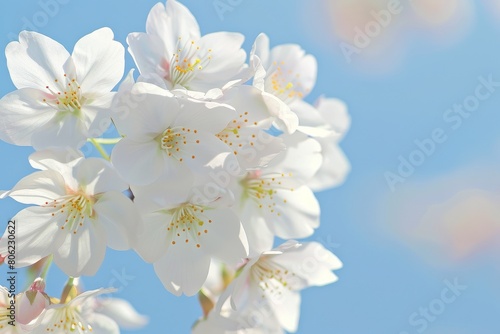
xmin=1 ymin=0 xmax=500 ymax=333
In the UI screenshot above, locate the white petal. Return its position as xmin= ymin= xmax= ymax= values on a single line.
xmin=127 ymin=32 xmax=169 ymax=81
xmin=154 ymin=244 xmax=211 ymax=296
xmin=31 ymin=112 xmax=88 ymax=150
xmin=146 ymin=1 xmax=200 ymax=49
xmin=76 ymin=158 xmax=127 ymax=194
xmin=272 ymin=242 xmax=343 ymax=287
xmin=270 ymin=132 xmax=323 ymax=182
xmin=0 ymin=88 xmax=56 ymax=146
xmin=173 ymin=99 xmax=235 ymax=134
xmin=179 ymin=132 xmax=233 ymax=174
xmin=267 ymin=186 xmax=320 ymax=239
xmin=239 ymin=213 xmax=274 ymax=257
xmin=265 ymin=290 xmax=301 ymax=333
xmin=261 ymin=92 xmax=298 ymax=134
xmin=292 ymin=100 xmax=333 ymax=138
xmin=308 ymin=141 xmax=351 ymax=191
xmin=29 ymin=148 xmax=84 ymax=172
xmin=83 ymin=93 xmax=114 ymax=137
xmin=250 ymin=33 xmax=270 ymax=71
xmin=134 ymin=211 xmax=169 ymax=263
xmin=132 ymin=171 xmax=193 ymax=210
xmin=54 ymin=219 xmax=107 ymax=276
xmin=94 ymin=298 xmax=148 ymax=329
xmin=202 ymin=209 xmax=248 ymax=264
xmin=86 ymin=313 xmax=120 ymax=334
xmin=0 ymin=207 xmax=65 ymax=267
xmin=72 ymin=28 xmax=125 ymax=94
xmin=113 ymin=83 xmax=179 ymax=140
xmin=6 ymin=31 xmax=70 ymax=90
xmin=93 ymin=191 xmax=140 ymax=250
xmin=316 ymin=97 xmax=351 ymax=139
xmin=29 ymin=148 xmax=83 ymax=191
xmin=110 ymin=138 xmax=165 ymax=185
xmin=221 ymin=86 xmax=275 ymax=128
xmin=191 ymin=32 xmax=246 ymax=90
xmin=7 ymin=170 xmax=66 ymax=205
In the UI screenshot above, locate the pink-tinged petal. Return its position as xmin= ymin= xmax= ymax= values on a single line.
xmin=146 ymin=1 xmax=200 ymax=48
xmin=110 ymin=139 xmax=165 ymax=186
xmin=0 ymin=88 xmax=56 ymax=146
xmin=72 ymin=28 xmax=125 ymax=94
xmin=93 ymin=191 xmax=140 ymax=250
xmin=6 ymin=31 xmax=70 ymax=90
xmin=309 ymin=140 xmax=350 ymax=192
xmin=16 ymin=290 xmax=49 ymax=325
xmin=154 ymin=244 xmax=211 ymax=296
xmin=0 ymin=207 xmax=65 ymax=267
xmin=93 ymin=298 xmax=148 ymax=329
xmin=76 ymin=158 xmax=127 ymax=194
xmin=134 ymin=211 xmax=169 ymax=263
xmin=201 ymin=209 xmax=248 ymax=264
xmin=86 ymin=313 xmax=119 ymax=334
xmin=7 ymin=170 xmax=66 ymax=205
xmin=31 ymin=113 xmax=88 ymax=151
xmin=54 ymin=219 xmax=107 ymax=276
xmin=127 ymin=33 xmax=168 ymax=79
xmin=173 ymin=99 xmax=235 ymax=134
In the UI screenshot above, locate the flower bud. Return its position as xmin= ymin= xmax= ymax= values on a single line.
xmin=16 ymin=278 xmax=50 ymax=325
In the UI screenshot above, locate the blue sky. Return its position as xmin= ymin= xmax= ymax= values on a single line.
xmin=1 ymin=0 xmax=500 ymax=333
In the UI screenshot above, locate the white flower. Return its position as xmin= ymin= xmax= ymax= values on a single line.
xmin=133 ymin=175 xmax=248 ymax=296
xmin=234 ymin=137 xmax=323 ymax=254
xmin=111 ymin=82 xmax=236 ymax=186
xmin=127 ymin=0 xmax=247 ymax=92
xmin=0 ymin=28 xmax=124 ymax=150
xmin=220 ymin=241 xmax=342 ymax=333
xmin=0 ymin=149 xmax=139 ymax=277
xmin=33 ymin=288 xmax=118 ymax=334
xmin=249 ymin=33 xmax=318 ymax=133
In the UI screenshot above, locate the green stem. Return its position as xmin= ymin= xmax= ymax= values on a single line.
xmin=60 ymin=277 xmax=76 ymax=304
xmin=88 ymin=138 xmax=110 ymax=161
xmin=39 ymin=255 xmax=53 ymax=280
xmin=89 ymin=137 xmax=122 ymax=145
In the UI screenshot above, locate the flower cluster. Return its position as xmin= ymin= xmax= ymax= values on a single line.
xmin=0 ymin=1 xmax=350 ymax=333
